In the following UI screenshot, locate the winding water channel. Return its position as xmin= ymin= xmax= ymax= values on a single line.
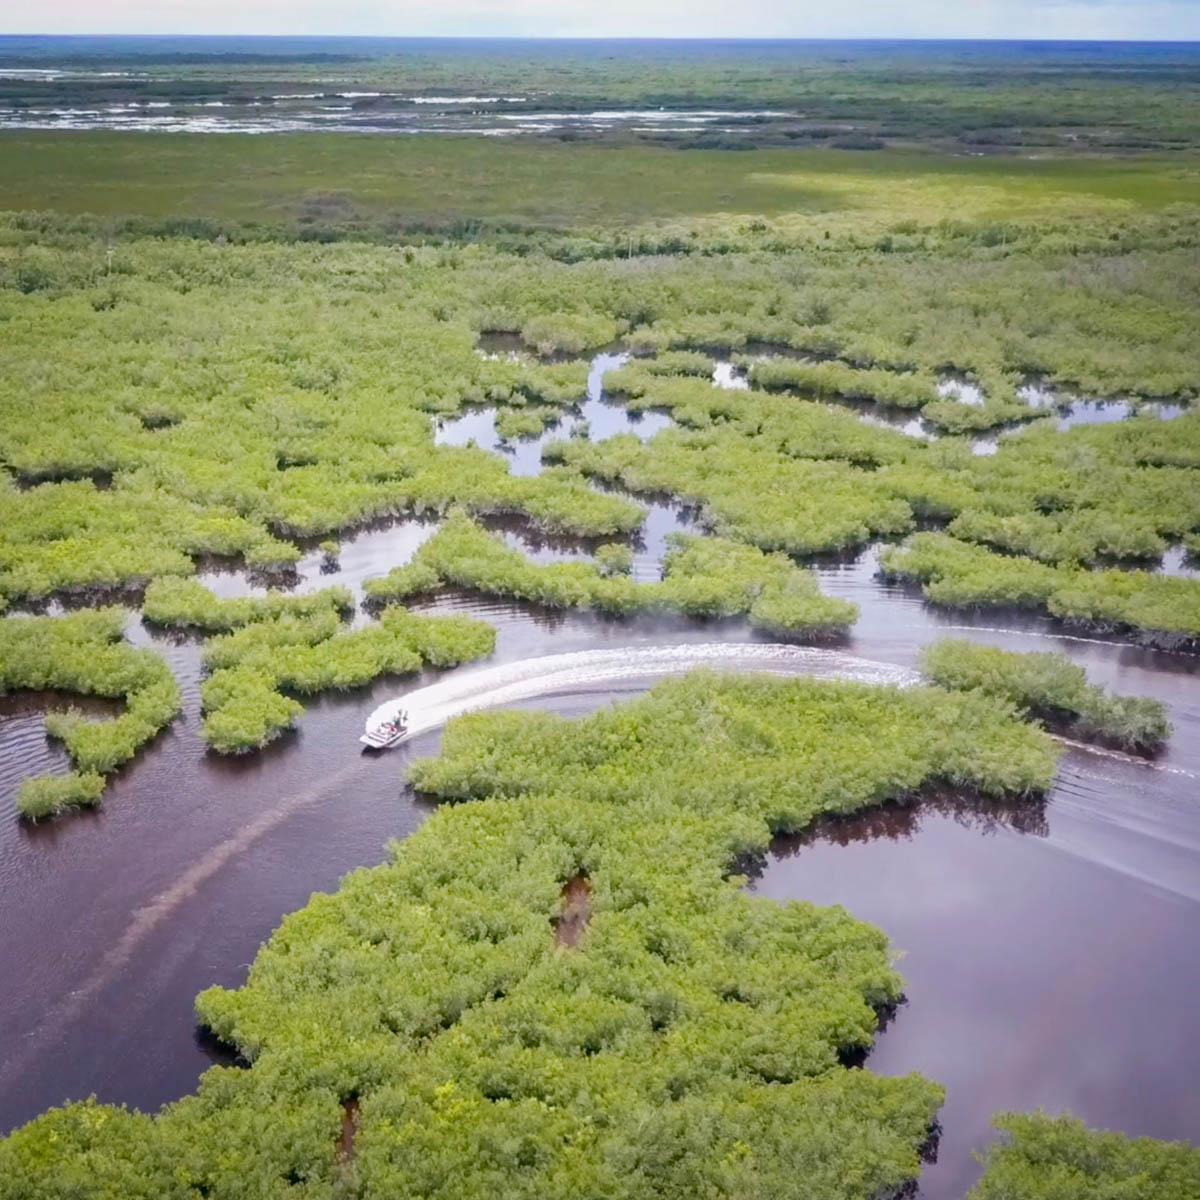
xmin=1 ymin=353 xmax=1197 ymax=1198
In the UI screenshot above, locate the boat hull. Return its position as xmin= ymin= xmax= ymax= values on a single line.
xmin=360 ymin=727 xmax=407 ymax=749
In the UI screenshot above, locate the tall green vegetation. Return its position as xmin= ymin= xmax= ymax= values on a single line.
xmin=921 ymin=639 xmax=1172 ymax=751
xmin=143 ymin=577 xmax=355 ymax=631
xmin=548 ymin=427 xmax=916 ymax=555
xmin=0 ymin=608 xmax=181 ymax=818
xmin=364 ymin=510 xmax=859 ymax=636
xmin=0 ymin=479 xmax=301 ymax=603
xmin=0 ymin=672 xmax=1059 ymax=1199
xmin=143 ymin=580 xmax=495 ymax=753
xmin=1 ymin=209 xmax=1197 ymax=632
xmin=969 ymin=1113 xmax=1200 ymax=1200
xmin=881 ymin=533 xmax=1200 ymax=644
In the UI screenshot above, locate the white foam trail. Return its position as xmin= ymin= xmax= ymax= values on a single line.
xmin=1053 ymin=736 xmax=1200 ymax=780
xmin=937 ymin=623 xmax=1198 ymax=657
xmin=366 ymin=643 xmax=918 ymax=741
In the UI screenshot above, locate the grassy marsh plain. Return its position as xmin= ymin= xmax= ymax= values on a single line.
xmin=3 ymin=133 xmax=1198 ymax=238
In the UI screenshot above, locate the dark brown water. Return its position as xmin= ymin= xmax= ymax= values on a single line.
xmin=1 ymin=355 xmax=1197 ymax=1199
xmin=752 ymin=762 xmax=1200 ymax=1198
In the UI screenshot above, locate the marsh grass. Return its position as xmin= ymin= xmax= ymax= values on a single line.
xmin=3 ymin=136 xmax=1198 ymax=242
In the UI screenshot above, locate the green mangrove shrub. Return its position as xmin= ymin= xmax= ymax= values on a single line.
xmin=881 ymin=534 xmax=1200 ymax=642
xmin=921 ymin=639 xmax=1172 ymax=751
xmin=16 ymin=772 xmax=106 ymax=822
xmin=0 ymin=480 xmax=298 ymax=604
xmin=364 ymin=511 xmax=858 ymax=636
xmin=594 ymin=542 xmax=633 ymax=576
xmin=878 ymin=535 xmax=1200 ymax=643
xmin=746 ymin=356 xmax=937 ymax=410
xmin=143 ymin=577 xmax=354 ymax=631
xmin=148 ymin=583 xmax=497 ymax=753
xmin=519 ymin=311 xmax=623 ymax=356
xmin=200 ymin=667 xmax=307 ymax=756
xmin=0 ymin=608 xmax=181 ymax=818
xmin=494 ymin=406 xmax=558 ymax=439
xmin=969 ymin=1112 xmax=1200 ymax=1200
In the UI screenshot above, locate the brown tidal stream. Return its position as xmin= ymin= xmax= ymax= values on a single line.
xmin=1 ymin=360 xmax=1198 ymax=1197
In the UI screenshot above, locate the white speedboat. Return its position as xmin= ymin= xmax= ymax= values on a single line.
xmin=360 ymin=708 xmax=408 ymax=749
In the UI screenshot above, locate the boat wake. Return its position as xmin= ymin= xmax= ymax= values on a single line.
xmin=364 ymin=642 xmax=919 ymax=742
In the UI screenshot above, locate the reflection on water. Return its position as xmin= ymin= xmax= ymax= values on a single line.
xmin=711 ymin=361 xmax=749 ymax=390
xmin=766 ymin=787 xmax=1050 ymax=853
xmin=846 ymin=397 xmax=935 ymax=440
xmin=195 ymin=518 xmax=438 ymax=604
xmin=437 ymin=350 xmax=670 ymax=478
xmin=1056 ymin=398 xmax=1133 ymax=430
xmin=1160 ymin=545 xmax=1200 ymax=580
xmin=935 ymin=375 xmax=985 ymax=407
xmin=751 ymin=752 xmax=1200 ymax=1200
xmin=473 ymin=329 xmax=531 ymax=359
xmin=1017 ymin=379 xmax=1188 ymax=431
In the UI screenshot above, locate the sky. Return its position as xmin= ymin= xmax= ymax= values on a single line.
xmin=5 ymin=1 xmax=1200 ymax=41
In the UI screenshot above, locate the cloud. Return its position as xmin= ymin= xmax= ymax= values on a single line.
xmin=8 ymin=0 xmax=1200 ymax=39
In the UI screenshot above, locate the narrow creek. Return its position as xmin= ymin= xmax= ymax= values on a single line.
xmin=0 ymin=350 xmax=1197 ymax=1200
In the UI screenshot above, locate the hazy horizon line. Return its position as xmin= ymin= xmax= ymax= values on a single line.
xmin=3 ymin=32 xmax=1200 ymax=44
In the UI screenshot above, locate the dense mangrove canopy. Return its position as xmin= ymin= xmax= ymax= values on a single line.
xmin=143 ymin=579 xmax=496 ymax=754
xmin=0 ymin=672 xmax=1060 ymax=1199
xmin=920 ymin=639 xmax=1171 ymax=752
xmin=0 ymin=609 xmax=181 ymax=817
xmin=364 ymin=510 xmax=858 ymax=637
xmin=968 ymin=1112 xmax=1200 ymax=1200
xmin=1 ymin=215 xmax=1198 ymax=642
